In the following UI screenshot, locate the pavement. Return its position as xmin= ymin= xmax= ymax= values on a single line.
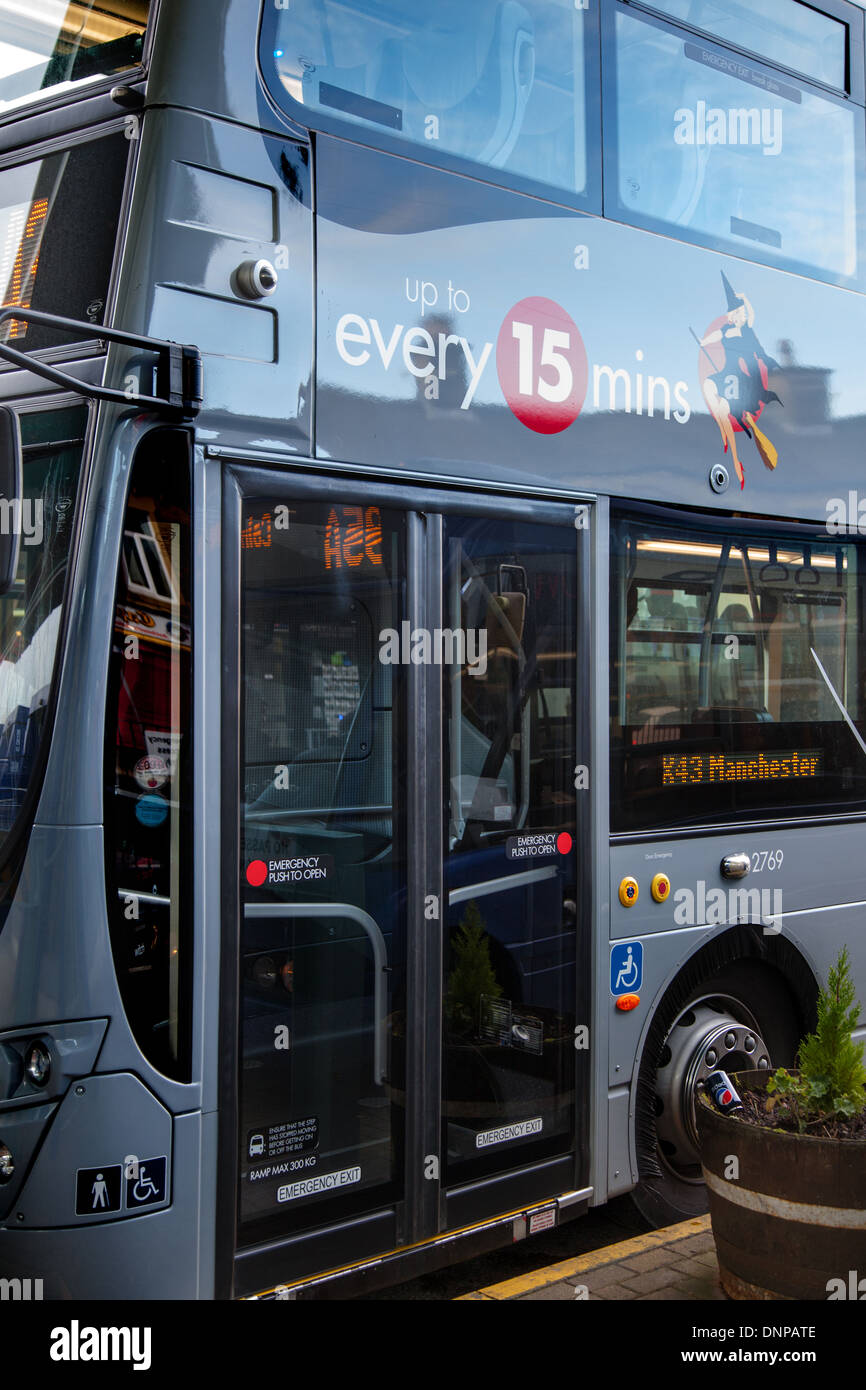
xmin=456 ymin=1214 xmax=724 ymax=1300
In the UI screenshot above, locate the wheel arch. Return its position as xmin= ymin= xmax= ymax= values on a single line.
xmin=632 ymin=924 xmax=818 ymax=1186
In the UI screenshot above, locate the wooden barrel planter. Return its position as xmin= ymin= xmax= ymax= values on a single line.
xmin=696 ymin=1070 xmax=866 ymax=1300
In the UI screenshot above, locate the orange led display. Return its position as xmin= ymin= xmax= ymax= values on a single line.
xmin=661 ymin=751 xmax=823 ymax=786
xmin=324 ymin=505 xmax=383 ymax=570
xmin=241 ymin=512 xmax=273 ymax=549
xmin=5 ymin=197 xmax=48 ymax=339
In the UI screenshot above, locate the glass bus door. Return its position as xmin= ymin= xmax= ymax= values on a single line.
xmin=231 ymin=486 xmax=409 ymax=1286
xmin=226 ymin=475 xmax=587 ymax=1293
xmin=441 ymin=513 xmax=584 ymax=1226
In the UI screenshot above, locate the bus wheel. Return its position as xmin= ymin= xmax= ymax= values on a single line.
xmin=631 ymin=963 xmax=799 ymax=1227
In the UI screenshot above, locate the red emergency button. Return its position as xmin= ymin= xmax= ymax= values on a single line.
xmin=651 ymin=873 xmax=671 ymax=903
xmin=616 ymin=993 xmax=641 ymax=1011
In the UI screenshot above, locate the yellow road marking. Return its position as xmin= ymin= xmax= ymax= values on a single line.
xmin=454 ymin=1214 xmax=712 ymax=1300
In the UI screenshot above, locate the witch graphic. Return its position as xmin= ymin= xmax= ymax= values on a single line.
xmin=694 ymin=271 xmax=782 ymax=490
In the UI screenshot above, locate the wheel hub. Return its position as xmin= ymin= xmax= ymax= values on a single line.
xmin=654 ymin=995 xmax=772 ymax=1179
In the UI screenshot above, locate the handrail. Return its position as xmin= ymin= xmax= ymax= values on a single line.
xmin=244 ymin=900 xmax=389 ymax=1084
xmin=449 ymin=864 xmax=559 ymax=906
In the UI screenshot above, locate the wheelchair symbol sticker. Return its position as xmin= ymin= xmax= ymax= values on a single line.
xmin=125 ymin=1155 xmax=167 ymax=1209
xmin=610 ymin=941 xmax=643 ymax=996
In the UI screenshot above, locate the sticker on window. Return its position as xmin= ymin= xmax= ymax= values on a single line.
xmin=480 ymin=995 xmax=544 ymax=1055
xmin=505 ymin=832 xmax=573 ymax=860
xmin=277 ymin=1166 xmax=361 ymax=1202
xmin=245 ymin=855 xmax=334 ymax=887
xmin=247 ymin=1117 xmax=318 ymax=1162
xmin=475 ymin=1118 xmax=542 ymax=1149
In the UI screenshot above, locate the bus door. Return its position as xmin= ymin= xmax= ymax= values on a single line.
xmin=227 ymin=478 xmax=409 ymax=1292
xmin=441 ymin=511 xmax=587 ymax=1227
xmin=225 ymin=473 xmax=588 ymax=1293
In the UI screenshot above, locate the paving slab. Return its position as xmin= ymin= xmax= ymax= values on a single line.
xmin=455 ymin=1214 xmax=724 ymax=1301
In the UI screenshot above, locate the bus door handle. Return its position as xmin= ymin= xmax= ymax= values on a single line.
xmin=244 ymin=901 xmax=389 ymax=1085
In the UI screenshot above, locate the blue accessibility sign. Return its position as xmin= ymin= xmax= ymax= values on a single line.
xmin=610 ymin=941 xmax=643 ymax=996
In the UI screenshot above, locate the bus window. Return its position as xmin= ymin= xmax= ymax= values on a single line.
xmin=642 ymin=0 xmax=848 ymax=91
xmin=611 ymin=511 xmax=866 ymax=830
xmin=0 ymin=1 xmax=150 ymax=115
xmin=0 ymin=134 xmax=130 ymax=351
xmin=104 ymin=429 xmax=192 ymax=1082
xmin=607 ymin=4 xmax=863 ymax=287
xmin=0 ymin=406 xmax=85 ymax=840
xmin=261 ymin=0 xmax=591 ymax=201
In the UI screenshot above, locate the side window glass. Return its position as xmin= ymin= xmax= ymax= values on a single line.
xmin=0 ymin=2 xmax=150 ymax=114
xmin=0 ymin=406 xmax=85 ymax=838
xmin=644 ymin=0 xmax=848 ymax=91
xmin=607 ymin=6 xmax=863 ymax=286
xmin=104 ymin=431 xmax=192 ymax=1081
xmin=0 ymin=135 xmax=130 ymax=352
xmin=612 ymin=515 xmax=866 ymax=830
xmin=261 ymin=1 xmax=592 ymax=201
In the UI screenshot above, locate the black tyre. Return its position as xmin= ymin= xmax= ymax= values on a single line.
xmin=631 ymin=960 xmax=801 ymax=1227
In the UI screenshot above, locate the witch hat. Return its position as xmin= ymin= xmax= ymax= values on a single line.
xmin=720 ymin=270 xmax=740 ymax=310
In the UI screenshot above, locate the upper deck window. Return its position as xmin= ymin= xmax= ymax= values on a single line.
xmin=641 ymin=0 xmax=847 ymax=92
xmin=260 ymin=0 xmax=593 ymax=201
xmin=0 ymin=133 xmax=129 ymax=350
xmin=0 ymin=1 xmax=150 ymax=115
xmin=606 ymin=3 xmax=864 ymax=287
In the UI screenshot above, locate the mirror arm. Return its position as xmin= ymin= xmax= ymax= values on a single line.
xmin=0 ymin=308 xmax=203 ymax=419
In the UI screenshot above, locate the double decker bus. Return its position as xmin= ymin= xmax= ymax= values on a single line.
xmin=0 ymin=0 xmax=865 ymax=1301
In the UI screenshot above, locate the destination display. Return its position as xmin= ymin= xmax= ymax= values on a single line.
xmin=661 ymin=750 xmax=824 ymax=786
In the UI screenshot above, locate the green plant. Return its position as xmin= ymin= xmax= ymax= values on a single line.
xmin=766 ymin=947 xmax=866 ymax=1131
xmin=445 ymin=901 xmax=502 ymax=1035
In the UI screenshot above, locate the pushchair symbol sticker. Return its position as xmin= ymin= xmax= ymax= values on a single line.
xmin=610 ymin=941 xmax=643 ymax=996
xmin=125 ymin=1155 xmax=167 ymax=1209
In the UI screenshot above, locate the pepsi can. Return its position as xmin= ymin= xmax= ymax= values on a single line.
xmin=705 ymin=1070 xmax=743 ymax=1113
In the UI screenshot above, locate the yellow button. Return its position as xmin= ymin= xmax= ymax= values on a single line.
xmin=651 ymin=873 xmax=671 ymax=903
xmin=618 ymin=876 xmax=639 ymax=907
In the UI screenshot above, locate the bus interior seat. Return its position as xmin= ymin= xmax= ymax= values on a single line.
xmin=485 ymin=590 xmax=525 ymax=655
